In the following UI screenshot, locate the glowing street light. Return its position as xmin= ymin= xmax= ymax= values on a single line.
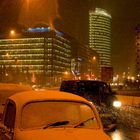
xmin=88 ymin=56 xmax=98 ymax=79
xmin=64 ymin=71 xmax=68 ymax=75
xmin=93 ymin=56 xmax=96 ymax=60
xmin=63 ymin=71 xmax=71 ymax=80
xmin=10 ymin=30 xmax=16 ymax=36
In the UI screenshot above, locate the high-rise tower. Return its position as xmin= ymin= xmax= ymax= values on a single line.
xmin=89 ymin=8 xmax=112 ymax=74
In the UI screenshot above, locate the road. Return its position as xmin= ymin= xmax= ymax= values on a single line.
xmin=108 ymin=106 xmax=140 ymax=140
xmin=108 ymin=126 xmax=140 ymax=140
xmin=0 ymin=87 xmax=139 ymax=140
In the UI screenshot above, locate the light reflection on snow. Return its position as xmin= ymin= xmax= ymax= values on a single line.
xmin=107 ymin=105 xmax=140 ymax=140
xmin=109 ymin=130 xmax=124 ymax=140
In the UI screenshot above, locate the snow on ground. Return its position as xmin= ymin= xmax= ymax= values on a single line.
xmin=116 ymin=105 xmax=140 ymax=130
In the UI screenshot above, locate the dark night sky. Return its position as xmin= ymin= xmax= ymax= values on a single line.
xmin=95 ymin=0 xmax=140 ymax=76
xmin=0 ymin=0 xmax=140 ymax=76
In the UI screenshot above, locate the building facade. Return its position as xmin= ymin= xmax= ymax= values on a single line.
xmin=0 ymin=28 xmax=71 ymax=85
xmin=89 ymin=8 xmax=112 ymax=76
xmin=0 ymin=27 xmax=99 ymax=85
xmin=71 ymin=39 xmax=99 ymax=80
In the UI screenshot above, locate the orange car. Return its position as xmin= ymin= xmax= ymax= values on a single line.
xmin=0 ymin=90 xmax=111 ymax=140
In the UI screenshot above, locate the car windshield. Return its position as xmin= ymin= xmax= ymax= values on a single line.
xmin=21 ymin=101 xmax=99 ymax=129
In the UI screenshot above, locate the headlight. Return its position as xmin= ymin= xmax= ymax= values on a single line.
xmin=113 ymin=101 xmax=122 ymax=108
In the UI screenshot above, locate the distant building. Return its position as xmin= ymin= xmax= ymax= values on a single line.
xmin=71 ymin=39 xmax=99 ymax=79
xmin=135 ymin=26 xmax=140 ymax=78
xmin=89 ymin=8 xmax=112 ymax=77
xmin=0 ymin=27 xmax=98 ymax=85
xmin=0 ymin=28 xmax=71 ymax=85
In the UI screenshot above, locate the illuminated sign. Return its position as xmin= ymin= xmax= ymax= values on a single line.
xmin=26 ymin=27 xmax=63 ymax=36
xmin=27 ymin=27 xmax=51 ymax=32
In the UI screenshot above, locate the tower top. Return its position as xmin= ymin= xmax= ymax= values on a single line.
xmin=89 ymin=8 xmax=111 ymax=18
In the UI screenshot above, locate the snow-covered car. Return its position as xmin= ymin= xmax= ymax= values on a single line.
xmin=0 ymin=83 xmax=32 ymax=118
xmin=0 ymin=90 xmax=111 ymax=140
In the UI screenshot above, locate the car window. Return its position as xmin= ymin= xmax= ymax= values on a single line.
xmin=102 ymin=84 xmax=111 ymax=94
xmin=60 ymin=81 xmax=77 ymax=93
xmin=4 ymin=101 xmax=16 ymax=129
xmin=21 ymin=101 xmax=99 ymax=129
xmin=77 ymin=82 xmax=100 ymax=95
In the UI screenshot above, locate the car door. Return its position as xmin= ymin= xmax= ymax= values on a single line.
xmin=0 ymin=100 xmax=16 ymax=140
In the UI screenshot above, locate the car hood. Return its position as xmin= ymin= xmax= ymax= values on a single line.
xmin=16 ymin=128 xmax=111 ymax=140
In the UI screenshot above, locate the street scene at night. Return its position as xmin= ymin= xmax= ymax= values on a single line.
xmin=0 ymin=0 xmax=140 ymax=140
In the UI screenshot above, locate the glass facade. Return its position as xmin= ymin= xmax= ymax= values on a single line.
xmin=0 ymin=31 xmax=71 ymax=85
xmin=89 ymin=8 xmax=112 ymax=71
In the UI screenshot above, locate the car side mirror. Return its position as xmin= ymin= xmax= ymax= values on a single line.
xmin=103 ymin=123 xmax=117 ymax=132
xmin=101 ymin=116 xmax=117 ymax=132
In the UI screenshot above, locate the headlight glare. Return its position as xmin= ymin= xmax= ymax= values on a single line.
xmin=113 ymin=101 xmax=121 ymax=108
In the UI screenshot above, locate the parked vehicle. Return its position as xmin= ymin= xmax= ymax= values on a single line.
xmin=0 ymin=90 xmax=111 ymax=140
xmin=60 ymin=80 xmax=122 ymax=129
xmin=0 ymin=83 xmax=32 ymax=118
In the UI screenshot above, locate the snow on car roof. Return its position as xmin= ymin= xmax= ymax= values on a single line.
xmin=9 ymin=90 xmax=90 ymax=106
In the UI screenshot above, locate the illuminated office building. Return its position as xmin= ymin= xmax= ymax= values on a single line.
xmin=0 ymin=28 xmax=71 ymax=85
xmin=89 ymin=8 xmax=112 ymax=73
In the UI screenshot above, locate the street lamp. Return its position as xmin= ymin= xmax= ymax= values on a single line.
xmin=63 ymin=71 xmax=71 ymax=80
xmin=88 ymin=56 xmax=98 ymax=79
xmin=64 ymin=71 xmax=68 ymax=75
xmin=93 ymin=56 xmax=96 ymax=60
xmin=10 ymin=30 xmax=16 ymax=36
xmin=9 ymin=29 xmax=21 ymax=38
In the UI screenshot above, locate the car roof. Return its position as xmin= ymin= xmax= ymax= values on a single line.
xmin=9 ymin=90 xmax=90 ymax=106
xmin=62 ymin=80 xmax=106 ymax=84
xmin=8 ymin=90 xmax=101 ymax=129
